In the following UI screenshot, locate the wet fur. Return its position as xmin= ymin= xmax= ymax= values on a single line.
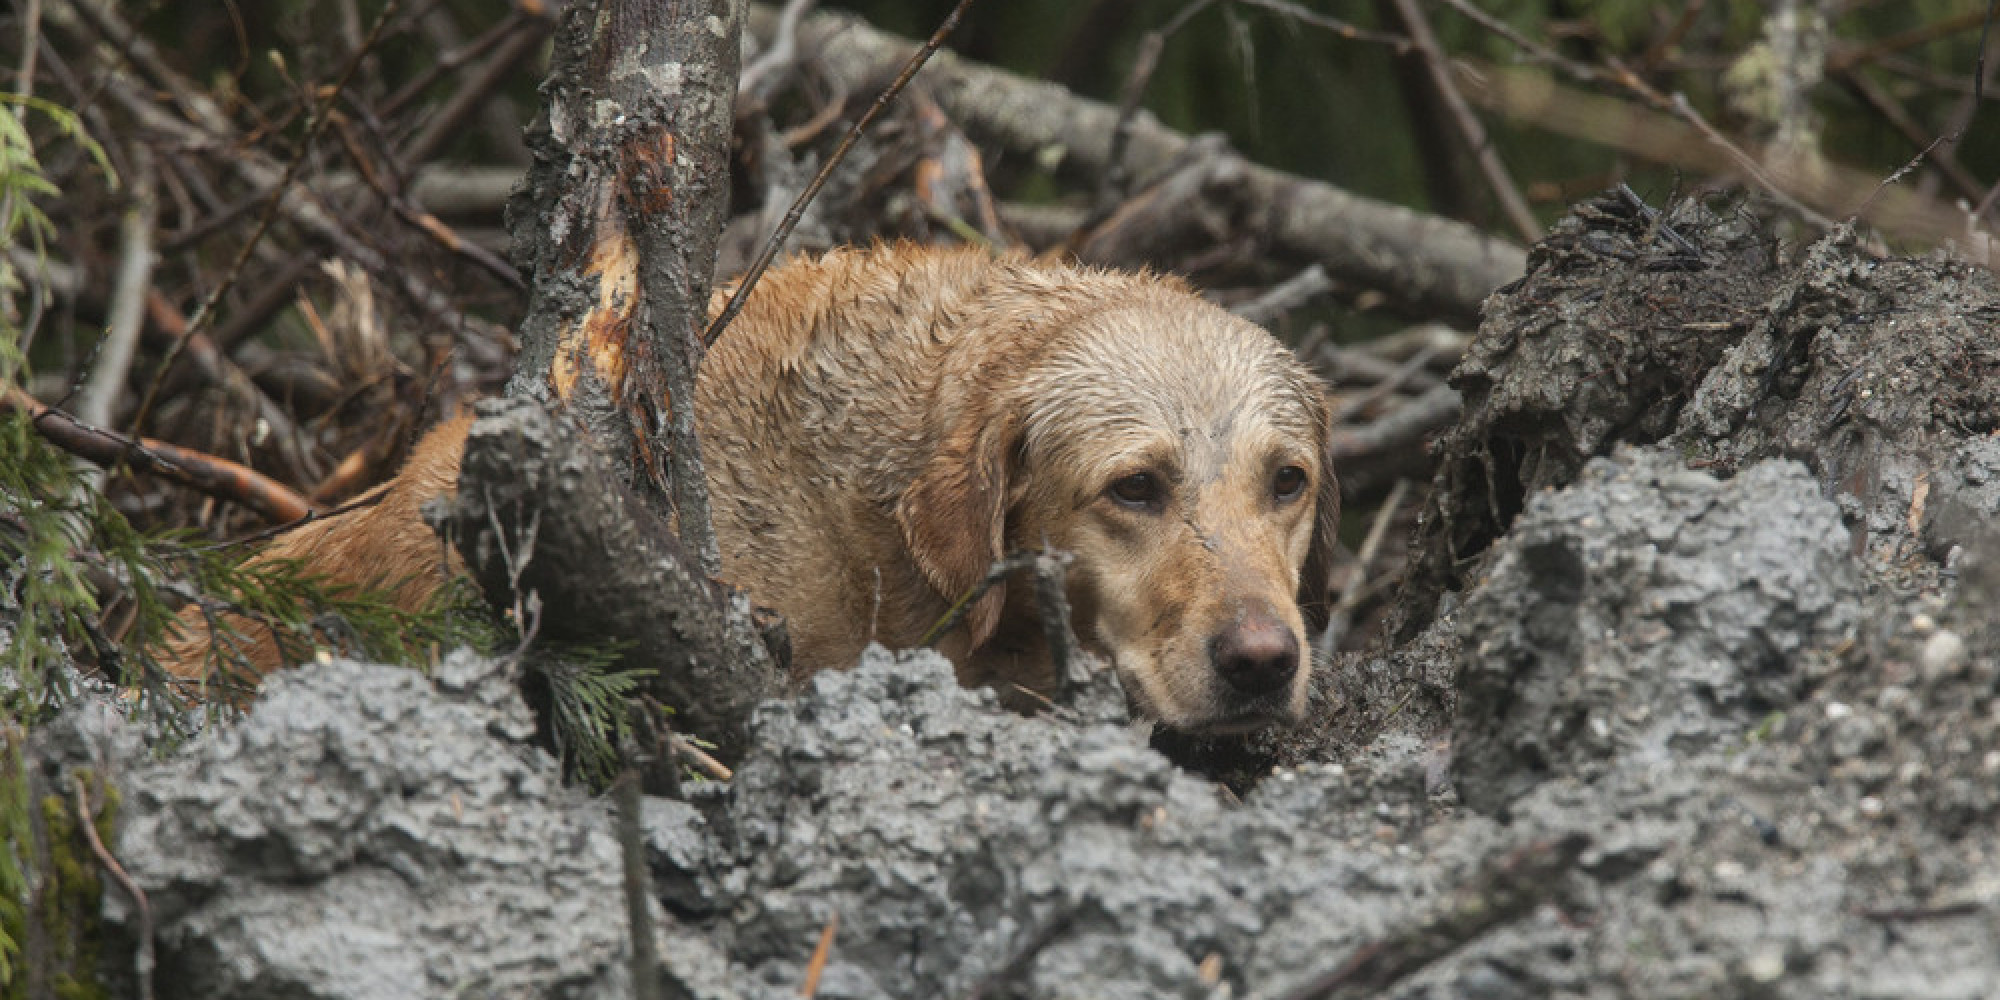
xmin=166 ymin=245 xmax=1339 ymax=729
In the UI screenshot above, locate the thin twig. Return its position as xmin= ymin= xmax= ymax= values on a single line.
xmin=381 ymin=9 xmax=531 ymax=118
xmin=1329 ymin=344 xmax=1442 ymax=425
xmin=1850 ymin=132 xmax=1952 ymax=223
xmin=1435 ymin=0 xmax=1603 ymax=86
xmin=331 ymin=114 xmax=525 ymax=287
xmin=1231 ymin=0 xmax=1407 ymax=49
xmin=1094 ymin=0 xmax=1218 ymax=216
xmin=1231 ymin=263 xmax=1333 ymax=325
xmin=398 ymin=13 xmax=550 ymax=167
xmin=1833 ymin=68 xmax=1984 ymax=201
xmin=920 ymin=550 xmax=1042 ymax=647
xmin=75 ymin=779 xmax=153 ymax=1000
xmin=197 ymin=488 xmax=385 ymax=551
xmin=615 ymin=765 xmax=661 ymax=1000
xmin=668 ymin=732 xmax=733 ymax=782
xmin=703 ymin=0 xmax=978 ymax=349
xmin=798 ymin=911 xmax=838 ymax=997
xmin=123 ymin=0 xmax=401 ymax=443
xmin=1271 ymin=833 xmax=1591 ymax=1000
xmin=1389 ymin=0 xmax=1539 ymax=243
xmin=143 ymin=289 xmax=315 ymax=479
xmin=1317 ymin=477 xmax=1412 ymax=657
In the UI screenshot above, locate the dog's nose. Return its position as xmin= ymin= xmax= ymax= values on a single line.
xmin=1211 ymin=608 xmax=1300 ymax=695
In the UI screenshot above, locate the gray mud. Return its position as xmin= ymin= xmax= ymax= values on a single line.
xmin=35 ymin=201 xmax=2000 ymax=998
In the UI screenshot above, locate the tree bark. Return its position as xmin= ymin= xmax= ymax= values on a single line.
xmin=505 ymin=0 xmax=742 ymax=574
xmin=486 ymin=0 xmax=776 ymax=758
xmin=448 ymin=397 xmax=780 ymax=763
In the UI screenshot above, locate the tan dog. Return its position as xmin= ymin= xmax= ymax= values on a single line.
xmin=168 ymin=244 xmax=1339 ymax=731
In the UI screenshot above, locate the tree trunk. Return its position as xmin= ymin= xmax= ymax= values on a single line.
xmin=463 ymin=0 xmax=778 ymax=760
xmin=504 ymin=0 xmax=743 ymax=573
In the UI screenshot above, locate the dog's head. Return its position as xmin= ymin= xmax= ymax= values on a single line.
xmin=899 ymin=286 xmax=1338 ymax=731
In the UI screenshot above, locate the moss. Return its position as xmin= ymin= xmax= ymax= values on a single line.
xmin=0 ymin=768 xmax=115 ymax=1000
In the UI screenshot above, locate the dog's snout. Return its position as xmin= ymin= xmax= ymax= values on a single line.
xmin=1210 ymin=607 xmax=1300 ymax=695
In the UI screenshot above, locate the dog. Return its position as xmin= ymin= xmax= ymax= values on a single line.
xmin=166 ymin=244 xmax=1339 ymax=731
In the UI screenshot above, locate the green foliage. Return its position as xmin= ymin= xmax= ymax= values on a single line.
xmin=0 ymin=94 xmax=114 ymax=342
xmin=531 ymin=641 xmax=650 ymax=788
xmin=0 ymin=729 xmax=27 ymax=990
xmin=0 ymin=410 xmax=503 ymax=725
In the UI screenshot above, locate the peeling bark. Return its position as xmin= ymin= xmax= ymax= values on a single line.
xmin=505 ymin=0 xmax=743 ymax=575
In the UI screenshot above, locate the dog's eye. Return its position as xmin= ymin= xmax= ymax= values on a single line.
xmin=1274 ymin=465 xmax=1308 ymax=502
xmin=1108 ymin=472 xmax=1164 ymax=511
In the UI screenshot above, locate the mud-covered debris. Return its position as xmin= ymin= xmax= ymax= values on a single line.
xmin=696 ymin=645 xmax=1444 ymax=1000
xmin=1399 ymin=192 xmax=1783 ymax=637
xmin=1674 ymin=240 xmax=2000 ymax=589
xmin=1453 ymin=448 xmax=1862 ymax=815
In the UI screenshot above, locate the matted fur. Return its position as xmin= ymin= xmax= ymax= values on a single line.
xmin=165 ymin=244 xmax=1339 ymax=730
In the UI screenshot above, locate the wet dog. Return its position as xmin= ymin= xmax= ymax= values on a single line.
xmin=166 ymin=244 xmax=1338 ymax=731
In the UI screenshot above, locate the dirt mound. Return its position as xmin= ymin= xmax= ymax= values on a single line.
xmin=30 ymin=201 xmax=2000 ymax=998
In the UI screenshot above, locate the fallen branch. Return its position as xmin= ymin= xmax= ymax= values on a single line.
xmin=74 ymin=142 xmax=155 ymax=446
xmin=755 ymin=5 xmax=1525 ymax=323
xmin=3 ymin=384 xmax=313 ymax=524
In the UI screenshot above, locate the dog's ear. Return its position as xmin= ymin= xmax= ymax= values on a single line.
xmin=1297 ymin=415 xmax=1343 ymax=635
xmin=897 ymin=418 xmax=1014 ymax=650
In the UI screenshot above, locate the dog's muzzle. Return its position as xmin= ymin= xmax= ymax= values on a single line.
xmin=1209 ymin=603 xmax=1301 ymax=697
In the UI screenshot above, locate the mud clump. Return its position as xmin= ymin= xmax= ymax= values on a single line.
xmin=1401 ymin=192 xmax=1784 ymax=636
xmin=105 ymin=653 xmax=663 ymax=999
xmin=1454 ymin=450 xmax=1862 ymax=814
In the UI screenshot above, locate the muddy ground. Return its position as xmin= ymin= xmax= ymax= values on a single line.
xmin=32 ymin=197 xmax=2000 ymax=998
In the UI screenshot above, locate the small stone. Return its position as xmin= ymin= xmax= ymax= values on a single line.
xmin=1825 ymin=701 xmax=1853 ymax=720
xmin=1743 ymin=946 xmax=1786 ymax=983
xmin=1910 ymin=613 xmax=1937 ymax=635
xmin=1920 ymin=631 xmax=1968 ymax=679
xmin=1858 ymin=796 xmax=1885 ymax=819
xmin=1713 ymin=859 xmax=1746 ymax=881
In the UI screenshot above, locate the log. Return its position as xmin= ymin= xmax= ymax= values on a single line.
xmin=753 ymin=5 xmax=1525 ymax=324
